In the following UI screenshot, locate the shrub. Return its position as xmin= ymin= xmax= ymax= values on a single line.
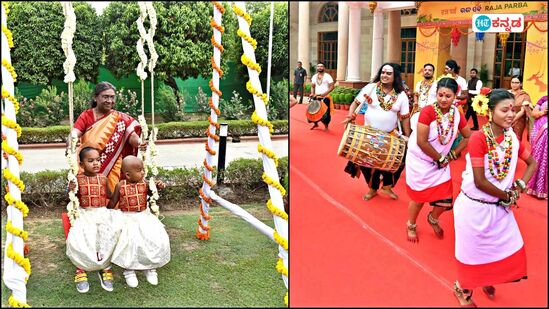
xmin=268 ymin=79 xmax=289 ymax=120
xmin=19 ymin=120 xmax=288 ymax=144
xmin=159 ymin=86 xmax=187 ymax=122
xmin=0 ymin=156 xmax=288 ymax=210
xmin=219 ymin=91 xmax=249 ymax=120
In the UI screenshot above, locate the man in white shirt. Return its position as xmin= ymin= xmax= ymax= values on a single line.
xmin=465 ymin=68 xmax=482 ymax=130
xmin=413 ymin=63 xmax=435 ymax=113
xmin=344 ymin=63 xmax=411 ymax=201
xmin=309 ymin=62 xmax=335 ymax=130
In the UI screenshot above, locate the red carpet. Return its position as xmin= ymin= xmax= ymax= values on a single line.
xmin=289 ymin=104 xmax=548 ymax=307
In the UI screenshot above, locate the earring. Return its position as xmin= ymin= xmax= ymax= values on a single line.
xmin=488 ymin=113 xmax=492 ymax=122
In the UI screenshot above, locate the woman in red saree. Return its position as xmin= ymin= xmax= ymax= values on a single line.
xmin=72 ymin=82 xmax=144 ymax=192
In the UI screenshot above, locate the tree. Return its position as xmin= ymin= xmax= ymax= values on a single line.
xmin=101 ymin=2 xmax=239 ymax=99
xmin=239 ymin=2 xmax=288 ymax=81
xmin=8 ymin=2 xmax=102 ymax=85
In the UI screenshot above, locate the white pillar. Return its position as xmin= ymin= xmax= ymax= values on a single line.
xmin=474 ymin=37 xmax=484 ymax=70
xmin=346 ymin=4 xmax=362 ymax=81
xmin=298 ymin=2 xmax=310 ymax=81
xmin=370 ymin=8 xmax=384 ymax=80
xmin=336 ymin=2 xmax=349 ymax=82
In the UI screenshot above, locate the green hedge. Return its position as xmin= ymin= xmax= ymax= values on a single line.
xmin=1 ymin=157 xmax=288 ymax=210
xmin=19 ymin=120 xmax=288 ymax=144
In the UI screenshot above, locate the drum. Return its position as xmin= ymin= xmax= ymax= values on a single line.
xmin=337 ymin=124 xmax=407 ymax=173
xmin=306 ymin=98 xmax=328 ymax=123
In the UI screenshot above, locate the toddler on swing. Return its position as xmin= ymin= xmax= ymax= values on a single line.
xmin=66 ymin=147 xmax=124 ymax=293
xmin=108 ymin=155 xmax=170 ymax=287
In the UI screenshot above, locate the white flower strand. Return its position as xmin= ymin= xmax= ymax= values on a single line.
xmin=137 ymin=115 xmax=149 ymax=176
xmin=66 ymin=132 xmax=80 ymax=224
xmin=144 ymin=2 xmax=158 ymax=72
xmin=147 ymin=127 xmax=160 ymax=216
xmin=60 ymin=3 xmax=76 ymax=83
xmin=136 ymin=3 xmax=148 ymax=81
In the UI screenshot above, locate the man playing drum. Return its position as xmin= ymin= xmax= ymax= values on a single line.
xmin=308 ymin=62 xmax=335 ymax=130
xmin=343 ymin=63 xmax=411 ymax=201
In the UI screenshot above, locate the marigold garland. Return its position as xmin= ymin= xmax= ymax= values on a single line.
xmin=251 ymin=111 xmax=274 ymax=134
xmin=262 ymin=172 xmax=286 ymax=196
xmin=4 ymin=192 xmax=29 ymax=217
xmin=2 ymin=58 xmax=17 ymax=82
xmin=246 ymin=81 xmax=268 ymax=105
xmin=8 ymin=295 xmax=29 ymax=308
xmin=2 ymin=24 xmax=14 ymax=48
xmin=2 ymin=2 xmax=10 ymax=15
xmin=284 ymin=292 xmax=288 ymax=306
xmin=210 ymin=56 xmax=223 ymax=77
xmin=203 ymin=159 xmax=215 ymax=172
xmin=197 ymin=217 xmax=211 ymax=231
xmin=211 ymin=35 xmax=224 ymax=53
xmin=209 ymin=79 xmax=223 ymax=97
xmin=200 ymin=202 xmax=212 ymax=220
xmin=205 ymin=128 xmax=220 ymax=142
xmin=6 ymin=220 xmax=28 ymax=241
xmin=2 ymin=115 xmax=22 ymax=138
xmin=210 ymin=18 xmax=225 ymax=33
xmin=237 ymin=28 xmax=257 ymax=50
xmin=212 ymin=1 xmax=225 ymax=14
xmin=196 ymin=228 xmax=210 ymax=240
xmin=199 ymin=187 xmax=213 ymax=204
xmin=273 ymin=229 xmax=288 ymax=250
xmin=7 ymin=243 xmax=31 ymax=276
xmin=2 ymin=86 xmax=20 ymax=113
xmin=3 ymin=169 xmax=25 ymax=192
xmin=202 ymin=173 xmax=216 ymax=187
xmin=2 ymin=139 xmax=23 ymax=165
xmin=205 ymin=141 xmax=216 ymax=155
xmin=276 ymin=257 xmax=288 ymax=277
xmin=267 ymin=199 xmax=287 ymax=221
xmin=232 ymin=4 xmax=252 ymax=26
xmin=258 ymin=144 xmax=278 ymax=167
xmin=208 ymin=116 xmax=220 ymax=129
xmin=241 ymin=54 xmax=261 ymax=73
xmin=208 ymin=98 xmax=221 ymax=115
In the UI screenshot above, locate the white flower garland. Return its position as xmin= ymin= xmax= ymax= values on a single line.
xmin=60 ymin=3 xmax=76 ymax=83
xmin=66 ymin=132 xmax=80 ymax=224
xmin=147 ymin=127 xmax=160 ymax=216
xmin=136 ymin=3 xmax=148 ymax=81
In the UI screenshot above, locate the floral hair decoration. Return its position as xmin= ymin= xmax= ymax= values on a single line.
xmin=472 ymin=87 xmax=492 ymax=116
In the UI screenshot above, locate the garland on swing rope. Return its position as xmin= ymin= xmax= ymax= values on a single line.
xmin=2 ymin=134 xmax=23 ymax=165
xmin=2 ymin=86 xmax=20 ymax=113
xmin=233 ymin=4 xmax=288 ymax=304
xmin=197 ymin=1 xmax=225 ymax=241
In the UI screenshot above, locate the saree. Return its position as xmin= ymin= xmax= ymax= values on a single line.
xmin=511 ymin=90 xmax=532 ymax=141
xmin=74 ymin=109 xmax=142 ymax=192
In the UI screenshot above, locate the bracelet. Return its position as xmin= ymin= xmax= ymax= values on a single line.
xmin=514 ymin=179 xmax=526 ymax=191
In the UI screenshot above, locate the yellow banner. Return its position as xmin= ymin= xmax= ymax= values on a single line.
xmin=522 ymin=21 xmax=548 ymax=105
xmin=413 ymin=29 xmax=452 ymax=86
xmin=417 ymin=1 xmax=547 ymax=27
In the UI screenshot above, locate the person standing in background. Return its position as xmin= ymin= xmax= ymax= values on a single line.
xmin=293 ymin=61 xmax=307 ymax=104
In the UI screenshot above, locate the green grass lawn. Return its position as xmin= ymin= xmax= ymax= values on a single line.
xmin=1 ymin=204 xmax=286 ymax=307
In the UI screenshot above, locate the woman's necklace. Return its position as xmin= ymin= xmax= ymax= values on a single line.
xmin=375 ymin=82 xmax=398 ymax=111
xmin=433 ymin=104 xmax=455 ymax=145
xmin=482 ymin=123 xmax=513 ymax=181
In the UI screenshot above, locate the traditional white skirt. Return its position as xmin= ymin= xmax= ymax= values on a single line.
xmin=111 ymin=209 xmax=171 ymax=270
xmin=66 ymin=207 xmax=124 ymax=271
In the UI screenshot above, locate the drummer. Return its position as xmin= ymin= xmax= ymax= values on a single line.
xmin=309 ymin=62 xmax=335 ymax=130
xmin=344 ymin=63 xmax=411 ymax=201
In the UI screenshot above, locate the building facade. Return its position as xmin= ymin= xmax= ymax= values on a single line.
xmin=290 ymin=1 xmax=547 ymax=101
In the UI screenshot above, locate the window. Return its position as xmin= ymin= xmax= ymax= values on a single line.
xmin=400 ymin=28 xmax=416 ymax=74
xmin=493 ymin=31 xmax=527 ymax=88
xmin=319 ymin=3 xmax=338 ymax=23
xmin=318 ymin=32 xmax=338 ymax=71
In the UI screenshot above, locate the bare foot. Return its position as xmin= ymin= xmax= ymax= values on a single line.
xmin=363 ymin=190 xmax=378 ymax=201
xmin=380 ymin=187 xmax=398 ymax=199
xmin=427 ymin=212 xmax=444 ymax=239
xmin=407 ymin=221 xmax=418 ymax=243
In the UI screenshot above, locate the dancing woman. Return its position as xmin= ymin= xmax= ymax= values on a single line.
xmin=452 ymin=89 xmax=537 ymax=307
xmin=405 ymin=78 xmax=471 ymax=242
